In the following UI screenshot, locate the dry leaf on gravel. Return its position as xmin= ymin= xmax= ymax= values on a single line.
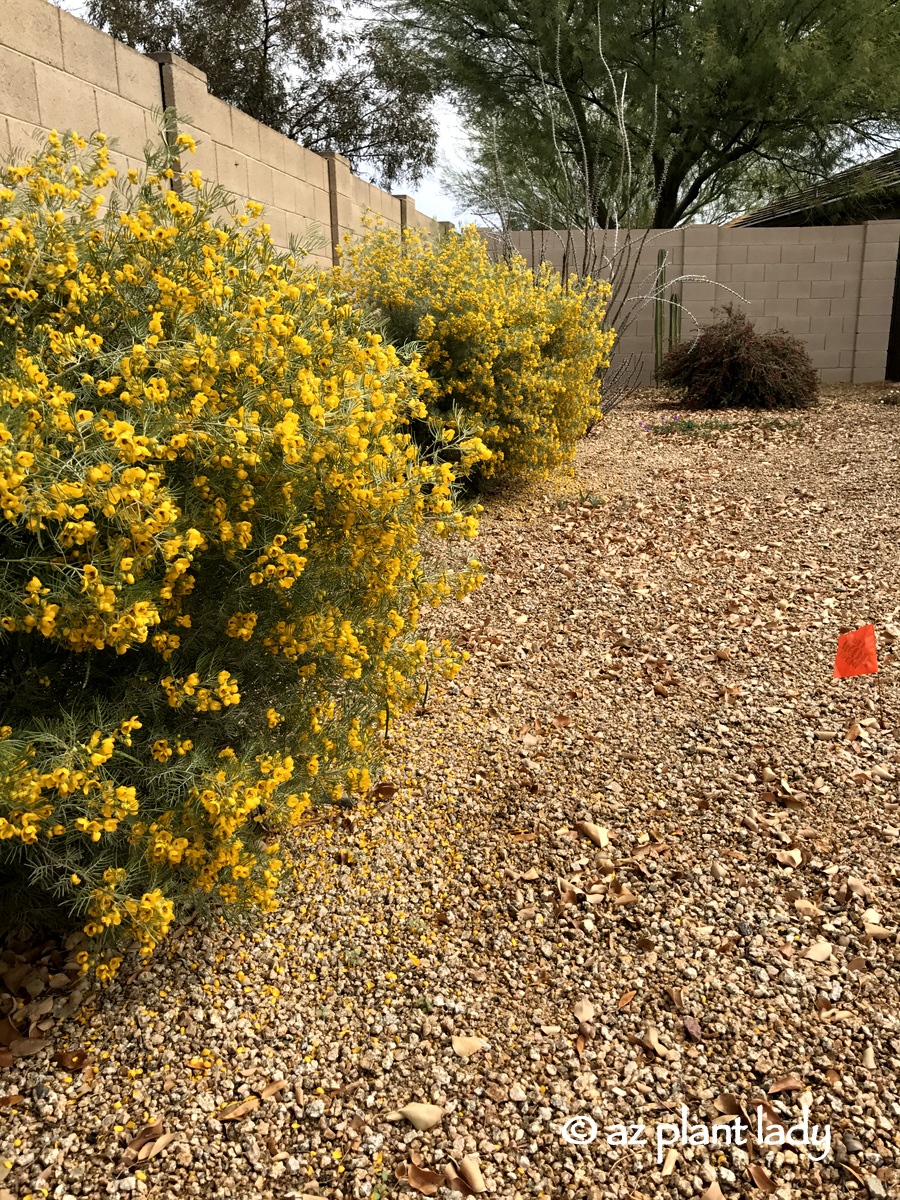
xmin=259 ymin=1080 xmax=289 ymax=1099
xmin=618 ymin=990 xmax=636 ymax=1009
xmin=219 ymin=1097 xmax=260 ymax=1121
xmin=863 ymin=922 xmax=892 ymax=940
xmin=638 ymin=1026 xmax=672 ymax=1058
xmin=749 ymin=1163 xmax=778 ymax=1193
xmin=610 ymin=881 xmax=638 ymax=905
xmin=768 ymin=1076 xmax=804 ymax=1094
xmin=661 ymin=1147 xmax=678 ymax=1176
xmin=451 ymin=1036 xmax=488 ymax=1058
xmin=0 ymin=1096 xmax=22 ymax=1109
xmin=396 ymin=1162 xmax=444 ymax=1196
xmin=136 ymin=1131 xmax=179 ymax=1162
xmin=803 ymin=941 xmax=832 ymax=962
xmin=575 ymin=821 xmax=609 ymax=848
xmin=8 ymin=1038 xmax=48 ymax=1058
xmin=53 ymin=1049 xmax=91 ymax=1071
xmin=455 ymin=1155 xmax=488 ymax=1194
xmin=122 ymin=1119 xmax=163 ymax=1165
xmin=369 ymin=781 xmax=397 ymax=802
xmin=572 ymin=999 xmax=594 ymax=1024
xmin=385 ymin=1102 xmax=445 ymax=1131
xmin=701 ymin=1180 xmax=725 ymax=1200
xmin=666 ymin=986 xmax=685 ymax=1010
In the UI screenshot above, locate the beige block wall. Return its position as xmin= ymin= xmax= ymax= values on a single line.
xmin=154 ymin=52 xmax=336 ymax=268
xmin=0 ymin=0 xmax=161 ymax=176
xmin=505 ymin=220 xmax=900 ymax=386
xmin=1 ymin=0 xmax=447 ymax=272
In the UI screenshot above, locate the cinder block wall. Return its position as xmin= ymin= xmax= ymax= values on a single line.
xmin=0 ymin=0 xmax=162 ymax=177
xmin=505 ymin=223 xmax=900 ymax=385
xmin=0 ymin=0 xmax=446 ymax=270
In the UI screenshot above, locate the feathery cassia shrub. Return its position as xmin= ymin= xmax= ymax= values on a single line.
xmin=339 ymin=224 xmax=616 ymax=484
xmin=0 ymin=131 xmax=485 ymax=979
xmin=658 ymin=305 xmax=819 ymax=410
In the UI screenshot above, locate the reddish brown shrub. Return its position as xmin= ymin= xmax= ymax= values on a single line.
xmin=659 ymin=305 xmax=818 ymax=409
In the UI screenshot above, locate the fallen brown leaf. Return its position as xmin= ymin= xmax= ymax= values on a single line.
xmin=370 ymin=782 xmax=397 ymax=802
xmin=9 ymin=1038 xmax=49 ymax=1058
xmin=749 ymin=1163 xmax=777 ymax=1193
xmin=122 ymin=1119 xmax=164 ymax=1166
xmin=575 ymin=821 xmax=609 ymax=848
xmin=385 ymin=1102 xmax=445 ymax=1131
xmin=451 ymin=1036 xmax=488 ymax=1058
xmin=666 ymin=986 xmax=685 ymax=1010
xmin=768 ymin=1076 xmax=804 ymax=1094
xmin=863 ymin=922 xmax=892 ymax=940
xmin=259 ymin=1080 xmax=289 ymax=1100
xmin=137 ymin=1131 xmax=179 ymax=1162
xmin=53 ymin=1049 xmax=91 ymax=1071
xmin=573 ymin=999 xmax=594 ymax=1024
xmin=457 ymin=1155 xmax=487 ymax=1194
xmin=661 ymin=1147 xmax=678 ymax=1176
xmin=803 ymin=941 xmax=832 ymax=962
xmin=219 ymin=1097 xmax=260 ymax=1121
xmin=398 ymin=1163 xmax=443 ymax=1196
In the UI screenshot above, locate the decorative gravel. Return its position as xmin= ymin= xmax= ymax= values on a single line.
xmin=2 ymin=385 xmax=899 ymax=1200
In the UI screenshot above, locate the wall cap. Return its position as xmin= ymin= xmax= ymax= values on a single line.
xmin=148 ymin=51 xmax=208 ymax=85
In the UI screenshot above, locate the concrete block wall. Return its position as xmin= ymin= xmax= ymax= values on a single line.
xmin=505 ymin=221 xmax=900 ymax=386
xmin=1 ymin=0 xmax=445 ymax=271
xmin=0 ymin=0 xmax=162 ymax=179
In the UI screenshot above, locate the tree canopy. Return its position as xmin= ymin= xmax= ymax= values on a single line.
xmin=86 ymin=0 xmax=438 ymax=188
xmin=387 ymin=0 xmax=900 ymax=227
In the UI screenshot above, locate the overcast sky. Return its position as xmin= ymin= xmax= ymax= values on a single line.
xmin=54 ymin=0 xmax=473 ymax=225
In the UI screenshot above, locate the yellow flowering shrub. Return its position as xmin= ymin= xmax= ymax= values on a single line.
xmin=0 ymin=132 xmax=483 ymax=979
xmin=339 ymin=224 xmax=616 ymax=483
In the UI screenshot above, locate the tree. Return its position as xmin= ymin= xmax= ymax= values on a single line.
xmin=85 ymin=0 xmax=438 ymax=188
xmin=385 ymin=0 xmax=900 ymax=227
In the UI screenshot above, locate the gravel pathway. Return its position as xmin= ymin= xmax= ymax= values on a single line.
xmin=2 ymin=387 xmax=899 ymax=1200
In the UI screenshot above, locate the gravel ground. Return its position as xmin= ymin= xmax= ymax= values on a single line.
xmin=2 ymin=386 xmax=899 ymax=1200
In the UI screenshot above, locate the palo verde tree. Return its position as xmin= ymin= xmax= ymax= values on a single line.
xmin=86 ymin=0 xmax=438 ymax=188
xmin=384 ymin=0 xmax=900 ymax=227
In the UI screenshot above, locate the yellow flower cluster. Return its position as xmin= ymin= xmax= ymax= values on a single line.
xmin=340 ymin=223 xmax=617 ymax=481
xmin=0 ymin=131 xmax=482 ymax=978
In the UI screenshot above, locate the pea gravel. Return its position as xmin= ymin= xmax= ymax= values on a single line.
xmin=2 ymin=386 xmax=899 ymax=1200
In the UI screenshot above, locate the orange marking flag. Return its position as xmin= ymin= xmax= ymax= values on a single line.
xmin=833 ymin=624 xmax=879 ymax=679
